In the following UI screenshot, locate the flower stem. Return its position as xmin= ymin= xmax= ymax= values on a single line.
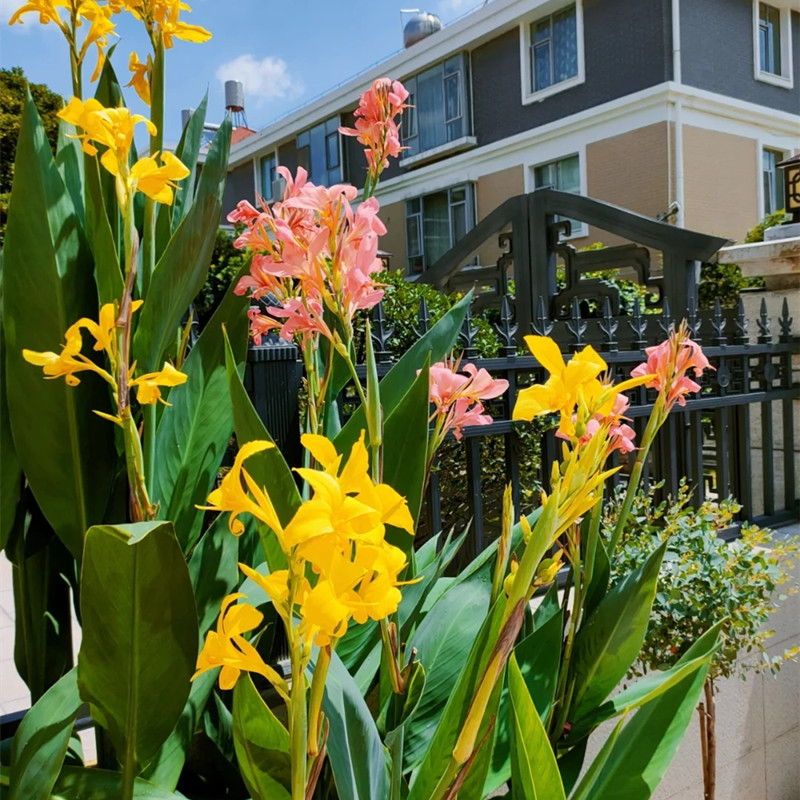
xmin=289 ymin=647 xmax=308 ymax=800
xmin=608 ymin=397 xmax=665 ymax=553
xmin=307 ymin=646 xmax=330 ymax=757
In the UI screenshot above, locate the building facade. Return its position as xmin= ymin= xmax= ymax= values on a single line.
xmin=222 ymin=0 xmax=800 ymax=276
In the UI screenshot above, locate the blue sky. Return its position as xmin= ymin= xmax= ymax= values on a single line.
xmin=1 ymin=0 xmax=482 ymax=144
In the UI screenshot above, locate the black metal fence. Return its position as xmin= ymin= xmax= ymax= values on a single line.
xmin=246 ymin=291 xmax=799 ymax=555
xmin=246 ymin=189 xmax=799 ymax=553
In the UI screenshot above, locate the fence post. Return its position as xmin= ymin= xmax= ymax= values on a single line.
xmin=244 ymin=336 xmax=303 ymax=469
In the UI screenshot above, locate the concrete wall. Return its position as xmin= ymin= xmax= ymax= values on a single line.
xmin=682 ymin=125 xmax=760 ymax=242
xmin=471 ymin=0 xmax=672 ymax=147
xmin=681 ymin=0 xmax=800 ymax=115
xmin=222 ymin=161 xmax=255 ymax=218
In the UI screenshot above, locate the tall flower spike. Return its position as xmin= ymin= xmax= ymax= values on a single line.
xmin=631 ymin=322 xmax=712 ymax=410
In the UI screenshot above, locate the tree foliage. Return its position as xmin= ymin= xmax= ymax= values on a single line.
xmin=605 ymin=482 xmax=799 ymax=681
xmin=0 ymin=67 xmax=64 ymax=243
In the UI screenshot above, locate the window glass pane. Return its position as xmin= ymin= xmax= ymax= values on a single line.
xmin=408 ymin=197 xmax=421 ymax=214
xmin=444 ymin=73 xmax=461 ymax=122
xmin=423 ymin=191 xmax=451 ymax=267
xmin=533 ymin=18 xmax=551 ymax=43
xmin=417 ymin=64 xmax=446 ymax=152
xmin=558 ymin=155 xmax=580 ymax=193
xmin=451 ymin=201 xmax=467 ymax=243
xmin=444 ymin=56 xmax=461 ymax=75
xmin=533 ymin=42 xmax=552 ymax=91
xmin=552 ymin=6 xmax=578 ymax=83
xmin=325 ymin=116 xmax=340 ymax=135
xmin=261 ymin=155 xmax=275 ymax=200
xmin=326 ymin=132 xmax=339 ymax=170
xmin=406 ymin=213 xmax=422 ymax=257
xmin=763 ymin=149 xmax=784 ymax=214
xmin=405 ymin=91 xmax=417 ymax=138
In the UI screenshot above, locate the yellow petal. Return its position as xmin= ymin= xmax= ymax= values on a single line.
xmin=524 ymin=335 xmax=565 ymax=375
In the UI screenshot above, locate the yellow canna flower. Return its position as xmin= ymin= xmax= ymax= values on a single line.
xmin=513 ymin=336 xmax=607 ymax=438
xmin=126 ymin=51 xmax=152 ymax=105
xmin=193 ymin=593 xmax=289 ymax=698
xmin=203 ymin=432 xmax=416 ymax=652
xmin=129 ymin=151 xmax=190 ymax=205
xmin=201 ymin=440 xmax=283 ymax=537
xmin=21 ymin=303 xmax=123 ymax=388
xmin=129 ymin=361 xmax=187 ymax=405
xmin=8 ymin=0 xmax=69 ymax=31
xmin=158 ymin=1 xmax=211 ymax=48
xmin=78 ymin=2 xmax=117 ymax=82
xmin=108 ymin=0 xmax=210 ymax=47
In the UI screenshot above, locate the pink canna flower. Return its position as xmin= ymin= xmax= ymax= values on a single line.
xmin=340 ymin=78 xmax=409 ymax=191
xmin=631 ymin=323 xmax=712 ymax=410
xmin=556 ymin=391 xmax=638 ymax=455
xmin=424 ymin=357 xmax=509 ymax=441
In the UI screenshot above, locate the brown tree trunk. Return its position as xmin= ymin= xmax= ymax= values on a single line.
xmin=699 ymin=676 xmax=716 ymax=800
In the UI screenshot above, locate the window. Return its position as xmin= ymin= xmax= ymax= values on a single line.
xmin=260 ymin=153 xmax=277 ymax=202
xmin=762 ymin=148 xmax=785 ymax=216
xmin=402 ymin=54 xmax=472 ymax=160
xmin=754 ymin=1 xmax=793 ymax=87
xmin=406 ymin=185 xmax=475 ymax=273
xmin=297 ymin=116 xmax=342 ymax=185
xmin=533 ymin=154 xmax=585 ymax=236
xmin=521 ymin=2 xmax=584 ymax=103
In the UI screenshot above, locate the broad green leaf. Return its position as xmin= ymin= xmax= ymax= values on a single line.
xmin=407 ymin=598 xmax=506 ymax=800
xmin=568 ymin=717 xmax=626 ymax=800
xmin=569 ymin=541 xmax=666 ymax=720
xmin=486 ymin=606 xmax=564 ymax=795
xmin=570 ymin=655 xmax=712 ymax=800
xmin=508 ymin=654 xmax=566 ymax=800
xmin=78 ymin=522 xmax=198 ymax=774
xmin=335 ymin=292 xmax=472 ymax=454
xmin=188 ymin=513 xmax=241 ymax=637
xmin=232 ymin=673 xmax=291 ymax=800
xmin=224 ymin=332 xmax=301 ymax=533
xmin=9 ymin=506 xmax=74 ymax=702
xmin=55 ymin=122 xmax=84 ymax=225
xmin=51 ymin=766 xmax=188 ymax=799
xmin=3 ymin=92 xmax=115 ymax=558
xmin=152 ymin=264 xmax=250 ymax=551
xmin=133 ymin=118 xmax=232 ymax=374
xmin=141 ymin=670 xmax=217 ymax=792
xmin=381 ymin=359 xmax=430 ymax=550
xmin=171 ymin=96 xmax=209 ymax=231
xmin=0 ymin=284 xmax=23 ymax=552
xmin=403 ymin=577 xmax=492 ymax=771
xmin=533 ymin=580 xmax=561 ymax=627
xmin=322 ymin=650 xmax=389 ymax=800
xmin=10 ymin=667 xmax=81 ymax=800
xmin=583 ymin=535 xmax=610 ymax=619
xmin=569 ymin=621 xmax=724 ymax=741
xmin=383 ymin=662 xmax=426 ymax=747
xmin=83 ymin=153 xmax=123 ymax=307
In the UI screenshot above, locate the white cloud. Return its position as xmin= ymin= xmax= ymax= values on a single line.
xmin=215 ymin=54 xmax=304 ymax=108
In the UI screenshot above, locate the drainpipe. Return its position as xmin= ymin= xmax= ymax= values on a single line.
xmin=672 ymin=0 xmax=685 ymax=227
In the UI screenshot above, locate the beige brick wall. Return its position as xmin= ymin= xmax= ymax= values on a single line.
xmin=682 ymin=126 xmax=759 ymax=243
xmin=585 ymin=122 xmax=672 ymax=247
xmin=475 ymin=166 xmax=525 ymax=267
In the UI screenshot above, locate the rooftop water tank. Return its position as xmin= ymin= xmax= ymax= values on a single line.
xmin=403 ymin=12 xmax=442 ymax=48
xmin=224 ymin=80 xmax=245 ymax=113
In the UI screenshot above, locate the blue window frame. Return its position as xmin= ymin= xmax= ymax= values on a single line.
xmin=297 ymin=116 xmax=341 ymax=185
